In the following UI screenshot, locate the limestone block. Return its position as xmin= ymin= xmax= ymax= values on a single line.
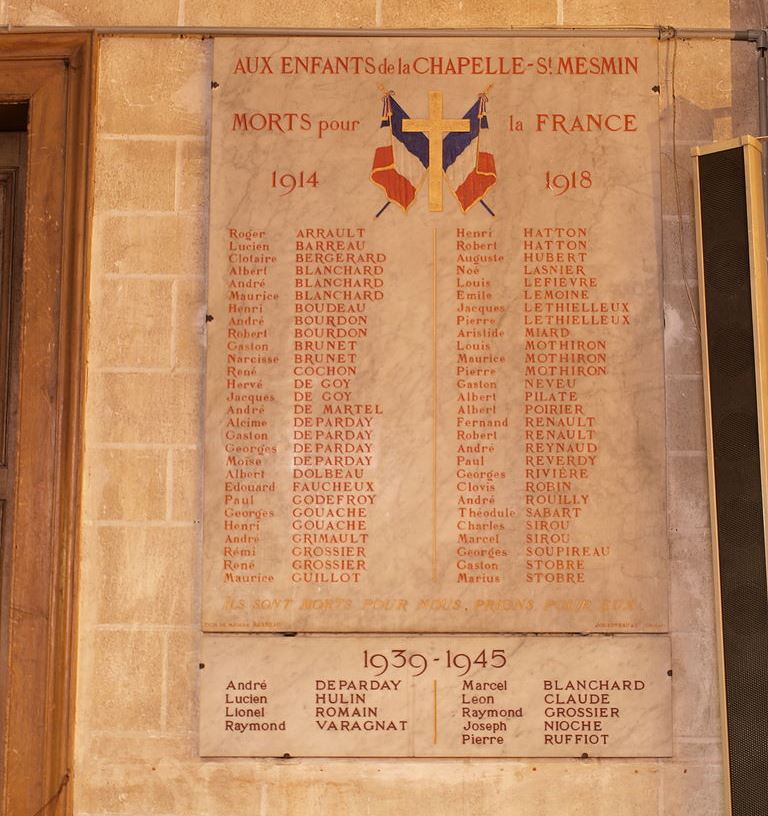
xmin=84 ymin=447 xmax=168 ymax=522
xmin=669 ymin=530 xmax=716 ymax=634
xmin=93 ymin=214 xmax=205 ymax=277
xmin=76 ymin=759 xmax=196 ymax=814
xmin=659 ymin=146 xmax=695 ymax=219
xmin=74 ymin=756 xmax=664 ymax=814
xmin=665 ymin=375 xmax=706 ymax=452
xmin=658 ymin=92 xmax=718 ymax=145
xmin=83 ymin=630 xmax=165 ymax=731
xmin=87 ymin=372 xmax=201 ymax=445
xmin=98 ymin=38 xmax=210 ymax=137
xmin=182 ymin=0 xmax=374 ymax=27
xmin=8 ymin=0 xmax=179 ymax=25
xmin=666 ymin=452 xmax=710 ymax=531
xmin=75 ymin=526 xmax=100 ymax=631
xmin=380 ymin=0 xmax=557 ymax=27
xmin=661 ymin=762 xmax=725 ymax=815
xmin=86 ymin=526 xmax=197 ymax=625
xmin=201 ymin=761 xmax=662 ymax=815
xmin=170 ymin=448 xmax=202 ymax=521
xmin=671 ymin=632 xmax=721 ymax=739
xmin=165 ymin=630 xmax=200 ymax=730
xmin=669 ymin=527 xmax=713 ymax=562
xmin=661 ymin=214 xmax=697 ymax=286
xmin=729 ymin=48 xmax=760 ymax=136
xmin=562 ymin=1 xmax=728 ymax=29
xmin=85 ymin=732 xmax=196 ymax=763
xmin=664 ymin=40 xmax=734 ymax=112
xmin=177 ymin=140 xmax=208 ymax=213
xmin=89 ymin=277 xmax=174 ymax=369
xmin=663 ymin=281 xmax=703 ymax=376
xmin=94 ymin=139 xmax=177 ymax=212
xmin=173 ymin=277 xmax=207 ymax=370
xmin=672 ymin=736 xmax=721 ymax=762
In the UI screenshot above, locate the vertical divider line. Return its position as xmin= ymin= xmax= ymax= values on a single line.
xmin=433 ymin=679 xmax=438 ymax=744
xmin=432 ymin=226 xmax=438 ymax=582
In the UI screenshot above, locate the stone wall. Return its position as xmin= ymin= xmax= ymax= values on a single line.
xmin=1 ymin=1 xmax=755 ymax=813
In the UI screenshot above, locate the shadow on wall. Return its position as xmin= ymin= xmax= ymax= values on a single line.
xmin=730 ymin=0 xmax=762 ymax=136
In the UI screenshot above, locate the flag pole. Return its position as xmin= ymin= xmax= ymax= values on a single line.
xmin=373 ymin=85 xmax=396 ymax=217
xmin=475 ymin=84 xmax=495 ymax=218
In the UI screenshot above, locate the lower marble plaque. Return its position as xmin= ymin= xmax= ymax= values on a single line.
xmin=200 ymin=634 xmax=671 ymax=758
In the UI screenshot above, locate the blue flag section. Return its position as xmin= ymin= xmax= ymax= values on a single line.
xmin=370 ymin=93 xmax=428 ymax=211
xmin=381 ymin=96 xmax=429 ymax=168
xmin=442 ymin=97 xmax=489 ymax=171
xmin=371 ymin=91 xmax=497 ymax=213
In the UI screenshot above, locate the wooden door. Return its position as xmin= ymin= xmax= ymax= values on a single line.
xmin=0 ymin=36 xmax=91 ymax=816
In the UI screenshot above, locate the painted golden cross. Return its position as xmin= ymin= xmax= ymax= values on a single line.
xmin=402 ymin=91 xmax=470 ymax=211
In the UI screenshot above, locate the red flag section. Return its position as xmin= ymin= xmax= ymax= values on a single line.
xmin=370 ymin=145 xmax=418 ymax=211
xmin=453 ymin=151 xmax=497 ymax=213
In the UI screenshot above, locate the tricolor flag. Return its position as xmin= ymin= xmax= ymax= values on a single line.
xmin=370 ymin=93 xmax=428 ymax=211
xmin=443 ymin=94 xmax=497 ymax=212
xmin=370 ymin=91 xmax=497 ymax=214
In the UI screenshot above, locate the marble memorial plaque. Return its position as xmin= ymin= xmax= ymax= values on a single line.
xmin=204 ymin=37 xmax=667 ymax=633
xmin=200 ymin=634 xmax=672 ymax=757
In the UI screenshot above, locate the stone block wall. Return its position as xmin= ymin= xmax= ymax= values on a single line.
xmin=0 ymin=0 xmax=756 ymax=812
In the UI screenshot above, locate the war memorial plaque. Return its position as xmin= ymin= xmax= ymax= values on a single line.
xmin=203 ymin=36 xmax=667 ymax=635
xmin=200 ymin=634 xmax=672 ymax=758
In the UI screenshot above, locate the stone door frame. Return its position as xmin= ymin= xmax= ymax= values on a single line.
xmin=0 ymin=32 xmax=92 ymax=816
